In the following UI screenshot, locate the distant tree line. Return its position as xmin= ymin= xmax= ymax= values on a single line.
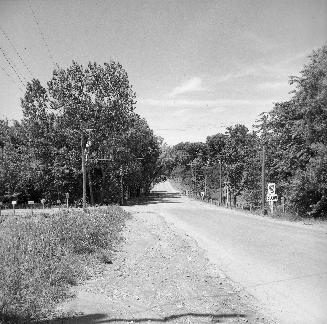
xmin=0 ymin=61 xmax=161 ymax=206
xmin=162 ymin=45 xmax=327 ymax=218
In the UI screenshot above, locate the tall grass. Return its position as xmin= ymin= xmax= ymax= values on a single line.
xmin=0 ymin=206 xmax=130 ymax=322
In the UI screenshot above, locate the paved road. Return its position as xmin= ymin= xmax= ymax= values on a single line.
xmin=145 ymin=181 xmax=327 ymax=324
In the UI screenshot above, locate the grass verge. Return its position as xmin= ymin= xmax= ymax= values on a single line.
xmin=0 ymin=206 xmax=130 ymax=322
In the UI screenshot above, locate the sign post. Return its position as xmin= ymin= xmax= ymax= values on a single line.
xmin=0 ymin=201 xmax=2 ymax=216
xmin=266 ymin=183 xmax=277 ymax=214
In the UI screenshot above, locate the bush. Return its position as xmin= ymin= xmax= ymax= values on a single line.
xmin=0 ymin=206 xmax=130 ymax=321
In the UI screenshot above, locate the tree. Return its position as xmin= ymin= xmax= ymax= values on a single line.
xmin=259 ymin=45 xmax=327 ymax=217
xmin=1 ymin=60 xmax=160 ymax=206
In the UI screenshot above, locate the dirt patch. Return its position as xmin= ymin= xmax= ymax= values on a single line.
xmin=55 ymin=209 xmax=270 ymax=323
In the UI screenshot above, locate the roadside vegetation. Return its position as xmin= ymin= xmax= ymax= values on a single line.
xmin=0 ymin=206 xmax=130 ymax=322
xmin=160 ymin=45 xmax=327 ymax=218
xmin=0 ymin=60 xmax=161 ymax=207
xmin=0 ymin=60 xmax=160 ymax=322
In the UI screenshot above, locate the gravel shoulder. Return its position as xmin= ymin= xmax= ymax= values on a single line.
xmin=54 ymin=207 xmax=270 ymax=323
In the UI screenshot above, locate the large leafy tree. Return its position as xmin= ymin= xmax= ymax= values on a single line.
xmin=1 ymin=60 xmax=160 ymax=205
xmin=259 ymin=45 xmax=327 ymax=217
xmin=47 ymin=61 xmax=138 ymax=204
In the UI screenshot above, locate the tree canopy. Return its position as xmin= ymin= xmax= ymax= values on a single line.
xmin=0 ymin=61 xmax=161 ymax=205
xmin=165 ymin=45 xmax=327 ymax=218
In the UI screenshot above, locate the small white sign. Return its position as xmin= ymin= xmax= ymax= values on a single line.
xmin=267 ymin=194 xmax=278 ymax=202
xmin=57 ymin=200 xmax=61 ymax=204
xmin=267 ymin=183 xmax=276 ymax=195
xmin=12 ymin=201 xmax=17 ymax=205
xmin=28 ymin=201 xmax=34 ymax=205
xmin=65 ymin=193 xmax=69 ymax=198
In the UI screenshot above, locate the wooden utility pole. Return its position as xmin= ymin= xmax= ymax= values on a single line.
xmin=204 ymin=173 xmax=207 ymax=196
xmin=219 ymin=160 xmax=222 ymax=205
xmin=261 ymin=145 xmax=265 ymax=214
xmin=81 ymin=133 xmax=87 ymax=210
xmin=188 ymin=161 xmax=195 ymax=194
xmin=120 ymin=165 xmax=124 ymax=205
xmin=204 ymin=160 xmax=211 ymax=197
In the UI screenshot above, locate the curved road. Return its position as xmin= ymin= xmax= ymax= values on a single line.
xmin=145 ymin=181 xmax=327 ymax=324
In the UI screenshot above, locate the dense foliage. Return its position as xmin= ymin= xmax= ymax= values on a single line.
xmin=165 ymin=45 xmax=327 ymax=218
xmin=0 ymin=61 xmax=161 ymax=205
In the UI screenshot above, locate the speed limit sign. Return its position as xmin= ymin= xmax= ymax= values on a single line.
xmin=267 ymin=183 xmax=275 ymax=195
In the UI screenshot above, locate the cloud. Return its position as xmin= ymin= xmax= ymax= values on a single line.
xmin=214 ymin=66 xmax=257 ymax=83
xmin=168 ymin=77 xmax=205 ymax=97
xmin=214 ymin=50 xmax=311 ymax=84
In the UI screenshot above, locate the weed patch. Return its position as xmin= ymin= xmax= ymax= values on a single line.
xmin=0 ymin=206 xmax=130 ymax=322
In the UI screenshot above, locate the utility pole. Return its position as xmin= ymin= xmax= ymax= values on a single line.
xmin=261 ymin=145 xmax=265 ymax=214
xmin=224 ymin=182 xmax=230 ymax=207
xmin=261 ymin=112 xmax=269 ymax=215
xmin=88 ymin=171 xmax=95 ymax=206
xmin=204 ymin=161 xmax=208 ymax=196
xmin=120 ymin=165 xmax=124 ymax=205
xmin=81 ymin=132 xmax=87 ymax=210
xmin=85 ymin=138 xmax=94 ymax=206
xmin=194 ymin=164 xmax=197 ymax=194
xmin=188 ymin=161 xmax=195 ymax=194
xmin=219 ymin=160 xmax=222 ymax=205
xmin=204 ymin=159 xmax=211 ymax=197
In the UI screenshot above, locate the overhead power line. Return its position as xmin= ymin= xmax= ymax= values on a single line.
xmin=0 ymin=64 xmax=24 ymax=93
xmin=0 ymin=26 xmax=34 ymax=79
xmin=0 ymin=46 xmax=26 ymax=88
xmin=28 ymin=0 xmax=58 ymax=69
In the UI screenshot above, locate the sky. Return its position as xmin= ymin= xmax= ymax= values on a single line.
xmin=0 ymin=0 xmax=326 ymax=145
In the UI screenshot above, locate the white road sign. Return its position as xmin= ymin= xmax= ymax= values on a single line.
xmin=267 ymin=194 xmax=278 ymax=202
xmin=267 ymin=183 xmax=276 ymax=195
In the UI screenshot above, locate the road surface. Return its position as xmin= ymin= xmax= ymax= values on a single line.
xmin=143 ymin=181 xmax=327 ymax=324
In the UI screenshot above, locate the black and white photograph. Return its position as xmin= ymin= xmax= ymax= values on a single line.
xmin=0 ymin=1 xmax=326 ymax=323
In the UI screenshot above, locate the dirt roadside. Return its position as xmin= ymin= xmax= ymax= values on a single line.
xmin=54 ymin=208 xmax=271 ymax=324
